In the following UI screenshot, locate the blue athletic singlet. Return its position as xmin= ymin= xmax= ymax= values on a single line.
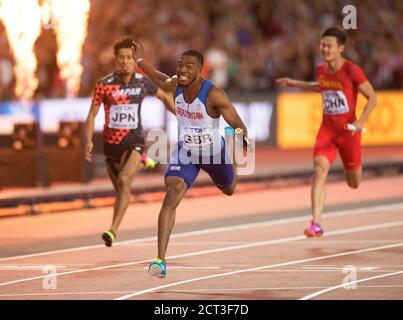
xmin=165 ymin=80 xmax=234 ymax=189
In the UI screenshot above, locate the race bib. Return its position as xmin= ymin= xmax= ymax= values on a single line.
xmin=181 ymin=127 xmax=214 ymax=149
xmin=322 ymin=90 xmax=349 ymax=115
xmin=108 ymin=104 xmax=138 ymax=129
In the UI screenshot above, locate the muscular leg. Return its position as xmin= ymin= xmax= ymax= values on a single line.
xmin=337 ymin=129 xmax=362 ymax=189
xmin=106 ymin=162 xmax=120 ymax=224
xmin=157 ymin=176 xmax=188 ymax=261
xmin=109 ymin=151 xmax=143 ymax=233
xmin=311 ymin=156 xmax=331 ymax=224
xmin=219 ymin=148 xmax=237 ymax=196
xmin=220 ymin=173 xmax=236 ymax=196
xmin=345 ymin=167 xmax=362 ymax=189
xmin=106 ymin=161 xmax=119 ymax=192
xmin=220 ymin=133 xmax=237 ymax=196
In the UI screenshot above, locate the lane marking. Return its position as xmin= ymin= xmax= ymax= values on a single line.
xmin=127 ymin=241 xmax=252 ymax=245
xmin=301 ymin=266 xmax=379 ymax=271
xmin=300 ymin=270 xmax=403 ymax=300
xmin=0 ymin=291 xmax=138 ymax=297
xmin=244 ymin=270 xmax=403 ymax=274
xmin=3 ymin=268 xmax=400 ymax=273
xmin=115 ymin=242 xmax=403 ymax=300
xmin=146 ymin=284 xmax=403 ymax=293
xmin=292 ymin=240 xmax=403 ymax=244
xmin=3 ymin=283 xmax=403 ymax=298
xmin=1 ymin=220 xmax=403 ymax=288
xmin=1 ymin=202 xmax=403 ymax=263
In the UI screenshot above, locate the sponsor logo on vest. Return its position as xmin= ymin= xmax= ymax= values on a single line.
xmin=319 ymin=78 xmax=343 ymax=90
xmin=113 ymin=88 xmax=142 ymax=96
xmin=176 ymin=107 xmax=203 ymax=120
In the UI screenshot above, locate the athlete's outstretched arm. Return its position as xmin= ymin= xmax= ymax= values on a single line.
xmin=84 ymin=103 xmax=101 ymax=162
xmin=207 ymin=88 xmax=249 ymax=150
xmin=276 ymin=77 xmax=320 ymax=92
xmin=353 ymin=81 xmax=377 ymax=131
xmin=131 ymin=42 xmax=177 ymax=93
xmin=156 ymin=88 xmax=175 ymax=114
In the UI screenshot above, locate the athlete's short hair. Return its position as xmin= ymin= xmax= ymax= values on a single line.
xmin=321 ymin=27 xmax=346 ymax=45
xmin=114 ymin=36 xmax=135 ymax=56
xmin=181 ymin=49 xmax=204 ymax=66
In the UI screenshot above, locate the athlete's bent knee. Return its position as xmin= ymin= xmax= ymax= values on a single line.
xmin=117 ymin=173 xmax=131 ymax=189
xmin=313 ymin=164 xmax=329 ymax=179
xmin=163 ymin=178 xmax=187 ymax=210
xmin=165 ymin=183 xmax=185 ymax=197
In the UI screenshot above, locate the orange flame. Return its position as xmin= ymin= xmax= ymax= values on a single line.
xmin=0 ymin=0 xmax=42 ymax=101
xmin=43 ymin=0 xmax=90 ymax=97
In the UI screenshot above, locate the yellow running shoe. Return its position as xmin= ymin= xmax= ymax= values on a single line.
xmin=141 ymin=153 xmax=156 ymax=170
xmin=144 ymin=157 xmax=156 ymax=170
xmin=102 ymin=230 xmax=116 ymax=247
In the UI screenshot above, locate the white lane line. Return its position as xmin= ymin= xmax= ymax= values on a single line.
xmin=212 ymin=269 xmax=400 ymax=273
xmin=3 ymin=283 xmax=403 ymax=298
xmin=302 ymin=264 xmax=403 ymax=268
xmin=300 ymin=270 xmax=403 ymax=300
xmin=1 ymin=220 xmax=402 ymax=288
xmin=3 ymin=268 xmax=400 ymax=273
xmin=1 ymin=202 xmax=403 ymax=263
xmin=150 ymin=284 xmax=403 ymax=293
xmin=301 ymin=266 xmax=379 ymax=271
xmin=0 ymin=263 xmax=92 ymax=270
xmin=128 ymin=241 xmax=252 ymax=246
xmin=114 ymin=242 xmax=403 ymax=300
xmin=293 ymin=240 xmax=403 ymax=244
xmin=0 ymin=291 xmax=138 ymax=297
xmin=0 ymin=259 xmax=151 ymax=287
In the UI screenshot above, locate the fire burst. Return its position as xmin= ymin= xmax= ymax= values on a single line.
xmin=42 ymin=0 xmax=91 ymax=97
xmin=0 ymin=0 xmax=42 ymax=101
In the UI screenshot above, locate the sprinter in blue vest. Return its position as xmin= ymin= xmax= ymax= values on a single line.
xmin=132 ymin=42 xmax=250 ymax=277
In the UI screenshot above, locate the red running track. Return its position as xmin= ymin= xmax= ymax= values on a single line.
xmin=0 ymin=175 xmax=402 ymax=300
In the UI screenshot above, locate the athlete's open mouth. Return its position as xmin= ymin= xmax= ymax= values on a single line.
xmin=179 ymin=75 xmax=189 ymax=81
